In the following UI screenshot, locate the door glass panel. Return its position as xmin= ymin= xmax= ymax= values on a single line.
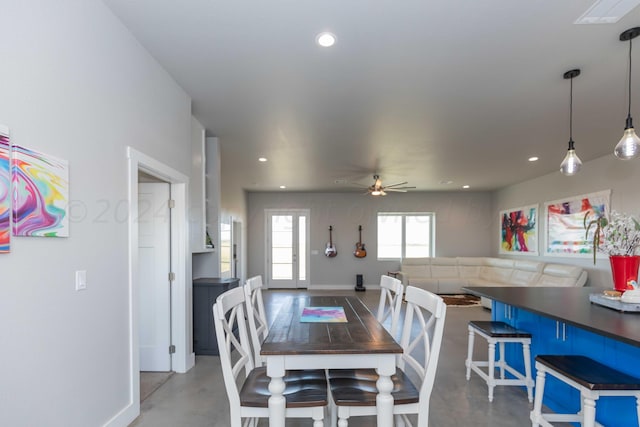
xmin=271 ymin=215 xmax=293 ymax=281
xmin=272 ymin=263 xmax=292 ymax=280
xmin=298 ymin=216 xmax=306 ymax=281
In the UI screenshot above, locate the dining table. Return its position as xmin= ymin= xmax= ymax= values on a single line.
xmin=260 ymin=294 xmax=403 ymax=427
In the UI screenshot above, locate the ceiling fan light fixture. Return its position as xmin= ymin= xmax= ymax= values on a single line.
xmin=615 ymin=27 xmax=640 ymax=160
xmin=560 ymin=69 xmax=582 ymax=176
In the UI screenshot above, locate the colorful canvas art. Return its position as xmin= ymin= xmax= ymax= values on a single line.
xmin=300 ymin=307 xmax=347 ymax=323
xmin=544 ymin=190 xmax=610 ymax=256
xmin=0 ymin=125 xmax=10 ymax=252
xmin=12 ymin=145 xmax=69 ymax=237
xmin=499 ymin=205 xmax=538 ymax=255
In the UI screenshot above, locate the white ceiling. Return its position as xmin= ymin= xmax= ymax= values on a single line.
xmin=105 ymin=0 xmax=640 ymax=192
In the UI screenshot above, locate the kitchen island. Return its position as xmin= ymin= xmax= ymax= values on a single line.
xmin=463 ymin=286 xmax=640 ymax=426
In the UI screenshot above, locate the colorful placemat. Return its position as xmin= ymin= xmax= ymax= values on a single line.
xmin=300 ymin=306 xmax=347 ymax=323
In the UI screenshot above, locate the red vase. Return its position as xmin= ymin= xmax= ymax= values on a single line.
xmin=609 ymin=255 xmax=640 ymax=292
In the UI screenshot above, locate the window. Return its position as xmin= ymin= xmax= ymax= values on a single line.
xmin=377 ymin=213 xmax=434 ymax=259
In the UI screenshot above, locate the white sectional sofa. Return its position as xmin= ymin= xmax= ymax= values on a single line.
xmin=396 ymin=257 xmax=588 ymax=308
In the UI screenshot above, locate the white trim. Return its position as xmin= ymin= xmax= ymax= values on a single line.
xmin=105 ymin=147 xmax=192 ymax=427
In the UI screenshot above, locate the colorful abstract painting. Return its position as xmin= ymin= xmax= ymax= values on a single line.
xmin=0 ymin=125 xmax=10 ymax=252
xmin=499 ymin=205 xmax=538 ymax=255
xmin=12 ymin=145 xmax=69 ymax=237
xmin=300 ymin=307 xmax=347 ymax=323
xmin=544 ymin=190 xmax=610 ymax=256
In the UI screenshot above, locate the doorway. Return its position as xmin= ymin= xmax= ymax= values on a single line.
xmin=265 ymin=209 xmax=310 ymax=288
xmin=119 ymin=147 xmax=191 ymax=426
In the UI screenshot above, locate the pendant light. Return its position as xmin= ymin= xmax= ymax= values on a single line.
xmin=614 ymin=27 xmax=640 ymax=160
xmin=560 ymin=69 xmax=582 ymax=176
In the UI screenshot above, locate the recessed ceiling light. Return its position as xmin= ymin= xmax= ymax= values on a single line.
xmin=258 ymin=157 xmax=267 ymax=162
xmin=528 ymin=156 xmax=539 ymax=162
xmin=279 ymin=185 xmax=286 ymax=189
xmin=316 ymin=32 xmax=336 ymax=47
xmin=462 ymin=185 xmax=470 ymax=189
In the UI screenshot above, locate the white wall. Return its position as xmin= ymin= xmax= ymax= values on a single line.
xmin=0 ymin=2 xmax=191 ymax=426
xmin=492 ymin=153 xmax=640 ymax=288
xmin=247 ymin=191 xmax=492 ymax=287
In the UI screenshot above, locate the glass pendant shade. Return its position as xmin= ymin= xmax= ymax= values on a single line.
xmin=560 ymin=69 xmax=581 ymax=176
xmin=616 ymin=28 xmax=640 ymax=160
xmin=614 ymin=123 xmax=640 ymax=159
xmin=560 ymin=146 xmax=582 ymax=176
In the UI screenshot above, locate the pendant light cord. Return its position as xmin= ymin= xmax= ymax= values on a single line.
xmin=570 ymin=75 xmax=574 ymax=141
xmin=628 ymin=37 xmax=633 ymax=119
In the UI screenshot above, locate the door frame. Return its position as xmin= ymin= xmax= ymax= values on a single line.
xmin=264 ymin=209 xmax=310 ymax=289
xmin=112 ymin=147 xmax=192 ymax=426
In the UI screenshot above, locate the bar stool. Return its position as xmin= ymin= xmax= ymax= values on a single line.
xmin=465 ymin=320 xmax=534 ymax=402
xmin=531 ymin=355 xmax=640 ymax=427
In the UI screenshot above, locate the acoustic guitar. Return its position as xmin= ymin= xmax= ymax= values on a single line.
xmin=354 ymin=225 xmax=367 ymax=258
xmin=325 ymin=225 xmax=337 ymax=257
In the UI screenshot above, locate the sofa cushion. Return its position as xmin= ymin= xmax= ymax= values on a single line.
xmin=480 ymin=266 xmax=513 ymax=284
xmin=430 ymin=257 xmax=458 ymax=278
xmin=536 ymin=264 xmax=585 ymax=287
xmin=510 ymin=260 xmax=544 ymax=286
xmin=457 ymin=257 xmax=486 ymax=279
xmin=402 ymin=264 xmax=430 ymax=278
xmin=406 ymin=277 xmax=439 ymax=294
xmin=510 ymin=269 xmax=541 ymax=286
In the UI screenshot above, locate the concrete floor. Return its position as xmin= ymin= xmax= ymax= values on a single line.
xmin=131 ymin=289 xmax=536 ymax=426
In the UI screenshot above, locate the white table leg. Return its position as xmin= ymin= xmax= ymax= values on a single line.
xmin=267 ymin=357 xmax=286 ymax=427
xmin=376 ymin=356 xmax=396 ymax=426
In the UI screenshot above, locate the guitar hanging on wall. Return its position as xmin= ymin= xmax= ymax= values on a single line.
xmin=325 ymin=225 xmax=337 ymax=257
xmin=354 ymin=225 xmax=367 ymax=258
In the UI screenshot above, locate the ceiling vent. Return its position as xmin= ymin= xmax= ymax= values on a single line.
xmin=575 ymin=0 xmax=640 ymax=24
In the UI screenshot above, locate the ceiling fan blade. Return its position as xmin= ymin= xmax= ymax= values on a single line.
xmin=385 ymin=186 xmax=416 ymax=190
xmin=385 ymin=181 xmax=409 ymax=188
xmin=385 ymin=188 xmax=408 ymax=192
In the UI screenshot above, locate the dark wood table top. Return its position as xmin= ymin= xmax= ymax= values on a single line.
xmin=463 ymin=286 xmax=640 ymax=348
xmin=260 ymin=295 xmax=403 ymax=356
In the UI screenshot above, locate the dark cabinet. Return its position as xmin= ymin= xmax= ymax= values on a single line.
xmin=193 ymin=277 xmax=240 ymax=355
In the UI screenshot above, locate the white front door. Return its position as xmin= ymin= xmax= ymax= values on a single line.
xmin=266 ymin=210 xmax=309 ymax=289
xmin=138 ymin=182 xmax=171 ymax=371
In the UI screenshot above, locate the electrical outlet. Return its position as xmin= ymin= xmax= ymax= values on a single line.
xmin=75 ymin=270 xmax=87 ymax=291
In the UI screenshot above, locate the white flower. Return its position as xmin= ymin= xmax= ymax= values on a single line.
xmin=598 ymin=211 xmax=640 ymax=256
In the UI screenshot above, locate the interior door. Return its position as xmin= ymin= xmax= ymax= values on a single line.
xmin=138 ymin=182 xmax=171 ymax=371
xmin=266 ymin=210 xmax=309 ymax=289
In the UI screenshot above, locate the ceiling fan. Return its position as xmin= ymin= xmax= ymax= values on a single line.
xmin=366 ymin=174 xmax=416 ymax=196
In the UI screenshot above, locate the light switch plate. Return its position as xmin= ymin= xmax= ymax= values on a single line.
xmin=75 ymin=270 xmax=87 ymax=291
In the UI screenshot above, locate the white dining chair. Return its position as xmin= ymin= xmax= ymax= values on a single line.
xmin=213 ymin=286 xmax=328 ymax=427
xmin=377 ymin=274 xmax=405 ymax=339
xmin=328 ymin=285 xmax=447 ymax=427
xmin=243 ymin=275 xmax=269 ymax=367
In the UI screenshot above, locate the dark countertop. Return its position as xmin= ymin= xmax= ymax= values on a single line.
xmin=463 ymin=286 xmax=640 ymax=348
xmin=193 ymin=277 xmax=239 ymax=286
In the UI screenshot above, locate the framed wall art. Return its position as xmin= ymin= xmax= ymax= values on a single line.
xmin=12 ymin=145 xmax=69 ymax=237
xmin=499 ymin=204 xmax=538 ymax=255
xmin=544 ymin=190 xmax=610 ymax=256
xmin=0 ymin=124 xmax=10 ymax=252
